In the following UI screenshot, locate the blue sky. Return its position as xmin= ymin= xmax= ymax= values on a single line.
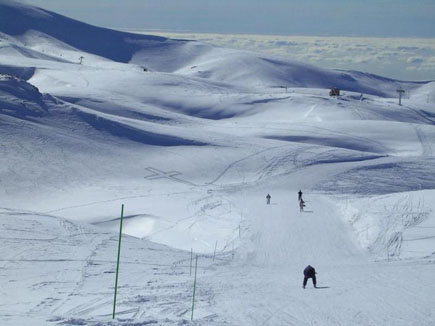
xmin=22 ymin=0 xmax=435 ymax=37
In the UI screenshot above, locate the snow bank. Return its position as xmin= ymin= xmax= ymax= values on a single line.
xmin=0 ymin=73 xmax=47 ymax=117
xmin=338 ymin=190 xmax=435 ymax=260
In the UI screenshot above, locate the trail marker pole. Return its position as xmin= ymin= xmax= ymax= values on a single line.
xmin=397 ymin=88 xmax=405 ymax=106
xmin=190 ymin=248 xmax=193 ymax=276
xmin=191 ymin=255 xmax=198 ymax=321
xmin=213 ymin=241 xmax=217 ymax=261
xmin=112 ymin=204 xmax=124 ymax=319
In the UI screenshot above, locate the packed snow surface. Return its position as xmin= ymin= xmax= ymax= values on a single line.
xmin=1 ymin=0 xmax=435 ymax=325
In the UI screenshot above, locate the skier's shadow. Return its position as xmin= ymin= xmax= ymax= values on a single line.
xmin=315 ymin=286 xmax=330 ymax=289
xmin=302 ymin=210 xmax=314 ymax=213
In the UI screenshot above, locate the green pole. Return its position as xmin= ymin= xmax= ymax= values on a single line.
xmin=190 ymin=248 xmax=193 ymax=276
xmin=191 ymin=255 xmax=198 ymax=321
xmin=112 ymin=204 xmax=124 ymax=319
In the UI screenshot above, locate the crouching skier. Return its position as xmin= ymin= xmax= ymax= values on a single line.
xmin=303 ymin=265 xmax=317 ymax=288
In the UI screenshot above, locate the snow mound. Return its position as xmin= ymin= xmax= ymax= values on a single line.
xmin=74 ymin=108 xmax=208 ymax=146
xmin=0 ymin=64 xmax=36 ymax=80
xmin=0 ymin=0 xmax=177 ymax=63
xmin=338 ymin=190 xmax=435 ymax=260
xmin=0 ymin=73 xmax=47 ymax=117
xmin=178 ymin=53 xmax=429 ymax=97
xmin=317 ymin=159 xmax=435 ymax=195
xmin=264 ymin=134 xmax=386 ymax=154
xmin=410 ymin=81 xmax=435 ymax=103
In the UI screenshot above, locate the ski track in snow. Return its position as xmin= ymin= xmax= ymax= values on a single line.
xmin=415 ymin=125 xmax=433 ymax=157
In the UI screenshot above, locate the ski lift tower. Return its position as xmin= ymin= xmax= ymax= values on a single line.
xmin=396 ymin=87 xmax=405 ymax=106
xmin=278 ymin=85 xmax=288 ymax=93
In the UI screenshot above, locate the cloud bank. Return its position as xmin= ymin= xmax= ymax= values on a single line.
xmin=127 ymin=30 xmax=435 ymax=81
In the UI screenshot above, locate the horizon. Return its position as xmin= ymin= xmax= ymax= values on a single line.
xmin=20 ymin=0 xmax=435 ymax=38
xmin=121 ymin=28 xmax=435 ymax=40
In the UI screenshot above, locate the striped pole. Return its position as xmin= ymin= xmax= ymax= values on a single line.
xmin=112 ymin=204 xmax=124 ymax=319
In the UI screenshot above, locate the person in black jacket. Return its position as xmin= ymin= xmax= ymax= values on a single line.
xmin=266 ymin=193 xmax=271 ymax=205
xmin=298 ymin=190 xmax=303 ymax=201
xmin=303 ymin=265 xmax=317 ymax=288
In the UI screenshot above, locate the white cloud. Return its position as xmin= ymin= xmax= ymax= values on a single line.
xmin=407 ymin=57 xmax=424 ymax=64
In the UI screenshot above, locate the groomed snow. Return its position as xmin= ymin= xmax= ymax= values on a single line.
xmin=1 ymin=0 xmax=434 ymax=325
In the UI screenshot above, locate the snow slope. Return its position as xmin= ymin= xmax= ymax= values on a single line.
xmin=0 ymin=0 xmax=429 ymax=96
xmin=1 ymin=0 xmax=435 ymax=325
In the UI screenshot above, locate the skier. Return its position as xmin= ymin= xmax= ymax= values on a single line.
xmin=303 ymin=265 xmax=317 ymax=289
xmin=266 ymin=193 xmax=271 ymax=205
xmin=299 ymin=199 xmax=305 ymax=212
xmin=298 ymin=190 xmax=303 ymax=201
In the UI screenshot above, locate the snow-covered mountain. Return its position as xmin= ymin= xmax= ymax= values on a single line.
xmin=1 ymin=0 xmax=435 ymax=325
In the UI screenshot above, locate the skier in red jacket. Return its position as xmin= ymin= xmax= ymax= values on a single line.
xmin=299 ymin=199 xmax=305 ymax=212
